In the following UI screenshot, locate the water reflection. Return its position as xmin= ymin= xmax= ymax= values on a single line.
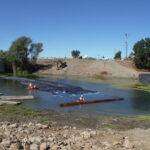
xmin=131 ymin=90 xmax=150 ymax=112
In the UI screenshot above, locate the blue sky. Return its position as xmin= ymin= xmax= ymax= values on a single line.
xmin=0 ymin=0 xmax=150 ymax=58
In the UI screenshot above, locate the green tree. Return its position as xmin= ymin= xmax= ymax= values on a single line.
xmin=133 ymin=38 xmax=150 ymax=69
xmin=114 ymin=51 xmax=122 ymax=59
xmin=71 ymin=50 xmax=80 ymax=58
xmin=0 ymin=50 xmax=12 ymax=72
xmin=0 ymin=50 xmax=6 ymax=58
xmin=9 ymin=36 xmax=32 ymax=76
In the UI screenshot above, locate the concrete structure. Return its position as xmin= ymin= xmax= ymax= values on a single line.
xmin=139 ymin=73 xmax=150 ymax=85
xmin=0 ymin=95 xmax=34 ymax=100
xmin=0 ymin=58 xmax=5 ymax=73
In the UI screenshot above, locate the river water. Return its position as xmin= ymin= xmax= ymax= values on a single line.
xmin=0 ymin=77 xmax=150 ymax=117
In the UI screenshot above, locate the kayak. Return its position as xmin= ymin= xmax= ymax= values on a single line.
xmin=25 ymin=86 xmax=39 ymax=90
xmin=60 ymin=98 xmax=124 ymax=107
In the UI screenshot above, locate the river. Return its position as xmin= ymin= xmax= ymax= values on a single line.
xmin=0 ymin=76 xmax=150 ymax=117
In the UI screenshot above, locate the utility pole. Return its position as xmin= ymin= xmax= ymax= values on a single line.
xmin=125 ymin=33 xmax=128 ymax=58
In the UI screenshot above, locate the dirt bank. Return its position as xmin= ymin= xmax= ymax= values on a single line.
xmin=1 ymin=122 xmax=150 ymax=150
xmin=37 ymin=59 xmax=139 ymax=78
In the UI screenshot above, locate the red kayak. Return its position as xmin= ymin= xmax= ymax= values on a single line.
xmin=60 ymin=98 xmax=124 ymax=107
xmin=25 ymin=86 xmax=39 ymax=90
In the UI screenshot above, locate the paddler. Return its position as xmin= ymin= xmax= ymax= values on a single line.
xmin=79 ymin=95 xmax=85 ymax=102
xmin=29 ymin=82 xmax=32 ymax=87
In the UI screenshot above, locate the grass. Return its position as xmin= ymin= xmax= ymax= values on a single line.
xmin=101 ymin=122 xmax=120 ymax=129
xmin=0 ymin=104 xmax=40 ymax=117
xmin=130 ymin=84 xmax=150 ymax=92
xmin=17 ymin=74 xmax=39 ymax=79
xmin=93 ymin=74 xmax=106 ymax=80
xmin=135 ymin=115 xmax=150 ymax=121
xmin=0 ymin=73 xmax=13 ymax=77
xmin=0 ymin=73 xmax=39 ymax=79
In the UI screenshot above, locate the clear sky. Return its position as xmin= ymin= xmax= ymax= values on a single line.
xmin=0 ymin=0 xmax=150 ymax=58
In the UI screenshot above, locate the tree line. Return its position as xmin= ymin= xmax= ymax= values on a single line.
xmin=1 ymin=36 xmax=150 ymax=76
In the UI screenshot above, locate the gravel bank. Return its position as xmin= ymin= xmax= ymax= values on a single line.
xmin=0 ymin=121 xmax=150 ymax=150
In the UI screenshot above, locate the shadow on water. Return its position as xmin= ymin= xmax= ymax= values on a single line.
xmin=0 ymin=77 xmax=150 ymax=117
xmin=131 ymin=90 xmax=150 ymax=112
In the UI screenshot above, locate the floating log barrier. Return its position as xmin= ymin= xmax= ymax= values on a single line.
xmin=0 ymin=96 xmax=34 ymax=100
xmin=60 ymin=98 xmax=124 ymax=107
xmin=0 ymin=100 xmax=21 ymax=106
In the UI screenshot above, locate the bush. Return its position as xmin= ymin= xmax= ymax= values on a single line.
xmin=16 ymin=67 xmax=29 ymax=76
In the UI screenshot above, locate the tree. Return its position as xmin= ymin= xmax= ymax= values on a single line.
xmin=133 ymin=38 xmax=150 ymax=69
xmin=71 ymin=50 xmax=80 ymax=58
xmin=8 ymin=36 xmax=44 ymax=76
xmin=114 ymin=51 xmax=122 ymax=60
xmin=29 ymin=43 xmax=43 ymax=64
xmin=9 ymin=36 xmax=32 ymax=76
xmin=0 ymin=50 xmax=6 ymax=58
xmin=0 ymin=50 xmax=13 ymax=72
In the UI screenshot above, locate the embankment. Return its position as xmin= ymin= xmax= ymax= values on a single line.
xmin=37 ymin=59 xmax=139 ymax=78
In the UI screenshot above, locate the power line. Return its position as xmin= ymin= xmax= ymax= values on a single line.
xmin=125 ymin=33 xmax=128 ymax=58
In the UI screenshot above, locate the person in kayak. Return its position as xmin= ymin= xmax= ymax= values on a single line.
xmin=29 ymin=82 xmax=33 ymax=88
xmin=79 ymin=95 xmax=85 ymax=102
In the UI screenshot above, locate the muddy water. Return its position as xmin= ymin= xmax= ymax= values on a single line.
xmin=0 ymin=77 xmax=150 ymax=117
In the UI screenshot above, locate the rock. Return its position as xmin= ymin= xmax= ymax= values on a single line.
xmin=22 ymin=124 xmax=28 ymax=128
xmin=48 ymin=137 xmax=55 ymax=142
xmin=80 ymin=131 xmax=91 ymax=139
xmin=113 ymin=141 xmax=121 ymax=146
xmin=106 ymin=128 xmax=115 ymax=135
xmin=28 ymin=122 xmax=34 ymax=126
xmin=23 ymin=142 xmax=30 ymax=150
xmin=4 ymin=131 xmax=11 ymax=136
xmin=28 ymin=136 xmax=42 ymax=143
xmin=63 ymin=134 xmax=67 ymax=138
xmin=72 ymin=126 xmax=76 ymax=130
xmin=63 ymin=126 xmax=69 ymax=129
xmin=74 ymin=136 xmax=83 ymax=142
xmin=9 ymin=141 xmax=22 ymax=150
xmin=30 ymin=143 xmax=39 ymax=150
xmin=101 ymin=141 xmax=111 ymax=148
xmin=1 ymin=139 xmax=11 ymax=147
xmin=90 ymin=130 xmax=97 ymax=136
xmin=41 ymin=124 xmax=49 ymax=129
xmin=40 ymin=142 xmax=48 ymax=150
xmin=9 ymin=123 xmax=18 ymax=128
xmin=36 ymin=123 xmax=42 ymax=128
xmin=122 ymin=136 xmax=134 ymax=148
xmin=1 ymin=124 xmax=8 ymax=130
xmin=92 ymin=145 xmax=102 ymax=150
xmin=20 ymin=129 xmax=30 ymax=134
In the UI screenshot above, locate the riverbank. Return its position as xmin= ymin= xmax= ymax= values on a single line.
xmin=0 ymin=105 xmax=150 ymax=149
